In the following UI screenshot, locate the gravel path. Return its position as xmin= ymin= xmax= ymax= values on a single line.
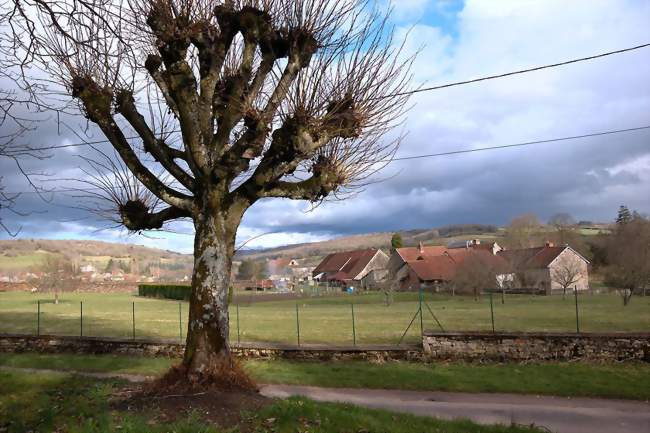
xmin=260 ymin=384 xmax=650 ymax=433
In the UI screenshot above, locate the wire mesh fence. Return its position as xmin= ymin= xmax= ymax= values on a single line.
xmin=1 ymin=288 xmax=648 ymax=346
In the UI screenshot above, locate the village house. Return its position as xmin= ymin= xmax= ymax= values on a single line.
xmin=312 ymin=248 xmax=389 ymax=288
xmin=266 ymin=258 xmax=314 ymax=285
xmin=387 ymin=239 xmax=587 ymax=295
xmin=387 ymin=240 xmax=501 ymax=279
xmin=386 ymin=243 xmax=448 ymax=277
xmin=393 ymin=248 xmax=511 ymax=292
xmin=497 ymin=242 xmax=589 ymax=294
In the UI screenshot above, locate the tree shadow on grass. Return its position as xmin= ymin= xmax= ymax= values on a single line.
xmin=0 ymin=368 xmax=115 ymax=432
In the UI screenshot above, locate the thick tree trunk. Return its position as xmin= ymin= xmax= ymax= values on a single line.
xmin=183 ymin=207 xmax=237 ymax=375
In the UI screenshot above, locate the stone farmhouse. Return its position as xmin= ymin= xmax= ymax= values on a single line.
xmin=392 ymin=247 xmax=510 ymax=292
xmin=312 ymin=248 xmax=389 ymax=288
xmin=387 ymin=239 xmax=588 ymax=294
xmin=498 ymin=242 xmax=589 ymax=294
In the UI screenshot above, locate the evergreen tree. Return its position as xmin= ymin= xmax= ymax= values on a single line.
xmin=616 ymin=205 xmax=632 ymax=225
xmin=104 ymin=259 xmax=115 ymax=273
xmin=391 ymin=233 xmax=404 ymax=249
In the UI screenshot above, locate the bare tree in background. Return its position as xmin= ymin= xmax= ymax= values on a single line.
xmin=504 ymin=213 xmax=542 ymax=248
xmin=551 ymin=255 xmax=583 ymax=299
xmin=34 ymin=254 xmax=75 ymax=305
xmin=452 ymin=253 xmax=503 ymax=301
xmin=3 ymin=0 xmax=414 ymax=385
xmin=604 ymin=215 xmax=650 ymax=306
xmin=548 ymin=212 xmax=575 ymax=229
xmin=513 ymin=268 xmax=541 ymax=292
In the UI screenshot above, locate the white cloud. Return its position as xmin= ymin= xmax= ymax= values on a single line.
xmin=240 ymin=0 xmax=650 ymax=239
xmin=385 ymin=0 xmax=432 ymax=22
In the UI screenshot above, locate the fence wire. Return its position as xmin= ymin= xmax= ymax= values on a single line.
xmin=0 ymin=287 xmax=647 ymax=346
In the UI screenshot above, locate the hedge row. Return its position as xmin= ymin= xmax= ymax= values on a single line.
xmin=138 ymin=284 xmax=191 ymax=301
xmin=138 ymin=284 xmax=234 ymax=302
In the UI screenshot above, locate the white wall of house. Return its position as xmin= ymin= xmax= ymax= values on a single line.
xmin=352 ymin=250 xmax=389 ymax=281
xmin=549 ymin=248 xmax=590 ymax=292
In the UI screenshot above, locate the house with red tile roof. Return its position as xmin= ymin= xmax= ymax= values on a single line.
xmin=312 ymin=248 xmax=389 ymax=287
xmin=395 ymin=248 xmax=511 ymax=292
xmin=386 ymin=242 xmax=446 ymax=277
xmin=389 ymin=240 xmax=589 ymax=294
xmin=387 ymin=239 xmax=502 ymax=278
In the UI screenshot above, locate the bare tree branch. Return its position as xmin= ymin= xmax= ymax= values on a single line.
xmin=3 ymin=0 xmax=415 ymax=382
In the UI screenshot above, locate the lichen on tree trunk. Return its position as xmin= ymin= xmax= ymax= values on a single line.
xmin=183 ymin=206 xmax=237 ymax=375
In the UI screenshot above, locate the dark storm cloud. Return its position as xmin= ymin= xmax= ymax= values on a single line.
xmin=1 ymin=0 xmax=650 ymax=250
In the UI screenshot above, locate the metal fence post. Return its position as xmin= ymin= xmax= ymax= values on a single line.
xmin=489 ymin=292 xmax=495 ymax=333
xmin=351 ymin=303 xmax=356 ymax=346
xmin=178 ymin=303 xmax=182 ymax=342
xmin=37 ymin=300 xmax=40 ymax=336
xmin=295 ymin=302 xmax=301 ymax=346
xmin=236 ymin=303 xmax=241 ymax=345
xmin=80 ymin=301 xmax=83 ymax=337
xmin=132 ymin=302 xmax=136 ymax=340
xmin=574 ymin=286 xmax=580 ymax=334
xmin=418 ymin=287 xmax=424 ymax=337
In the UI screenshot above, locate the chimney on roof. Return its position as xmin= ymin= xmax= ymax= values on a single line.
xmin=418 ymin=242 xmax=424 ymax=254
xmin=545 ymin=241 xmax=554 ymax=247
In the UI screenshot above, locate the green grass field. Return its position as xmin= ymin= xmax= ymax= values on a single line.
xmin=0 ymin=251 xmax=53 ymax=271
xmin=2 ymin=352 xmax=649 ymax=400
xmin=0 ymin=291 xmax=648 ymax=345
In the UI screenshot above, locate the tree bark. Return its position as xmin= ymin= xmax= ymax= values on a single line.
xmin=183 ymin=205 xmax=237 ymax=375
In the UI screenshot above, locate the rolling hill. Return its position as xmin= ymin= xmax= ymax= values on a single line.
xmin=0 ymin=239 xmax=192 ymax=273
xmin=237 ymin=224 xmax=503 ymax=261
xmin=0 ymin=224 xmax=504 ymax=273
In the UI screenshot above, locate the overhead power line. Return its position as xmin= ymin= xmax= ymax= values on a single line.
xmin=6 ymin=124 xmax=650 ymax=195
xmin=22 ymin=43 xmax=650 ymax=151
xmin=385 ymin=42 xmax=650 ymax=98
xmin=390 ymin=125 xmax=650 ymax=161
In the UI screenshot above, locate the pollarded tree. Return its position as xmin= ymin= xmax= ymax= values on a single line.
xmin=5 ymin=0 xmax=413 ymax=382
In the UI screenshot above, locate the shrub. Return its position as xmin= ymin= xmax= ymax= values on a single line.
xmin=138 ymin=284 xmax=191 ymax=301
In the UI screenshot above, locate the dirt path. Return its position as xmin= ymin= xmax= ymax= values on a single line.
xmin=260 ymin=384 xmax=650 ymax=433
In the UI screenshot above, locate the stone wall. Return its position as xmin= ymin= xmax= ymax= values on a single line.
xmin=423 ymin=331 xmax=650 ymax=362
xmin=3 ymin=332 xmax=647 ymax=363
xmin=0 ymin=333 xmax=421 ymax=362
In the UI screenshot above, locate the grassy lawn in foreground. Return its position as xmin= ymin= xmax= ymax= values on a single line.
xmin=1 ymin=291 xmax=648 ymax=345
xmin=0 ymin=369 xmax=542 ymax=433
xmin=1 ymin=352 xmax=649 ymax=400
